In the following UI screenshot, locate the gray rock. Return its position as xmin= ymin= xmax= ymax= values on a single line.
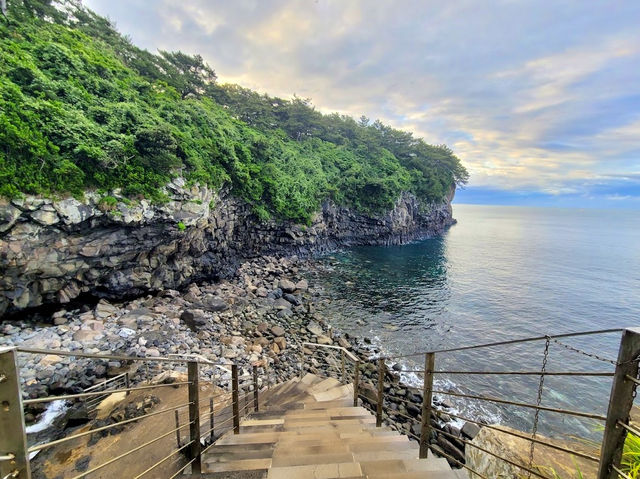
xmin=271 ymin=325 xmax=285 ymax=337
xmin=282 ymin=293 xmax=301 ymax=306
xmin=279 ymin=279 xmax=296 ymax=293
xmin=29 ymin=208 xmax=59 ymax=225
xmin=307 ymin=322 xmax=323 ymax=337
xmin=0 ymin=202 xmax=22 ymax=233
xmin=95 ymin=300 xmax=119 ymax=319
xmin=295 ymin=279 xmax=309 ymax=291
xmin=461 ymin=421 xmax=481 ymax=439
xmin=53 ymin=198 xmax=95 ymax=225
xmin=202 ymin=295 xmax=228 ymax=312
xmin=273 ymin=298 xmax=291 ymax=311
xmin=276 ymin=309 xmax=293 ymax=319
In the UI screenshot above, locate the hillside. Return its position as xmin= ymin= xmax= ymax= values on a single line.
xmin=0 ymin=0 xmax=468 ymax=225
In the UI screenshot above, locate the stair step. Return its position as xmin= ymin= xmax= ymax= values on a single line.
xmin=453 ymin=468 xmax=469 ymax=479
xmin=366 ymin=473 xmax=459 ymax=479
xmin=272 ymin=443 xmax=351 ymax=456
xmin=271 ymin=451 xmax=355 ymax=467
xmin=202 ymin=373 xmax=456 ymax=477
xmin=267 ymin=462 xmax=363 ymax=479
xmin=307 ymin=377 xmax=342 ymax=394
xmin=202 ymin=457 xmax=272 ymax=474
xmin=348 ymin=441 xmax=418 ymax=453
xmin=203 ymin=444 xmax=274 ymax=463
xmin=313 ymin=384 xmax=353 ymax=402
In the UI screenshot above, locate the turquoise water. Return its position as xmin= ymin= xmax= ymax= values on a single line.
xmin=314 ymin=204 xmax=640 ymax=439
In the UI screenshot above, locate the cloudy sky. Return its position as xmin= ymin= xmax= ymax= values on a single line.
xmin=84 ymin=0 xmax=640 ymax=208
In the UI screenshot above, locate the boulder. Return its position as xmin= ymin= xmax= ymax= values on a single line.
xmin=95 ymin=300 xmax=119 ymax=319
xmin=461 ymin=421 xmax=481 ymax=440
xmin=283 ymin=293 xmax=301 ymax=306
xmin=273 ymin=298 xmax=291 ymax=311
xmin=307 ymin=321 xmax=323 ymax=337
xmin=0 ymin=202 xmax=22 ymax=233
xmin=271 ymin=325 xmax=286 ymax=337
xmin=72 ymin=330 xmax=100 ymax=342
xmin=53 ymin=198 xmax=95 ymax=225
xmin=274 ymin=337 xmax=286 ymax=350
xmin=29 ymin=208 xmax=59 ymax=225
xmin=278 ymin=279 xmax=296 ymax=293
xmin=295 ymin=279 xmax=309 ymax=291
xmin=39 ymin=354 xmax=62 ymax=367
xmin=202 ymin=295 xmax=228 ymax=312
xmin=180 ymin=310 xmax=207 ymax=331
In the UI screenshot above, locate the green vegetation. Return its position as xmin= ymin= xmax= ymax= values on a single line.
xmin=623 ymin=432 xmax=640 ymax=478
xmin=176 ymin=221 xmax=186 ymax=231
xmin=0 ymin=0 xmax=468 ymax=223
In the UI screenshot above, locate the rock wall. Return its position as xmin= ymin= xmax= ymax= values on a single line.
xmin=0 ymin=180 xmax=456 ymax=317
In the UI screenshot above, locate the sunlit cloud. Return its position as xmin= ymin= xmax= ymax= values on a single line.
xmin=84 ymin=0 xmax=640 ymax=207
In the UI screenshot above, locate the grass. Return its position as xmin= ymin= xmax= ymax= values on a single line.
xmin=623 ymin=432 xmax=640 ymax=478
xmin=533 ymin=431 xmax=640 ymax=479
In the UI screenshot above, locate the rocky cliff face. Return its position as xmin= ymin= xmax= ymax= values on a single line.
xmin=0 ymin=180 xmax=456 ymax=317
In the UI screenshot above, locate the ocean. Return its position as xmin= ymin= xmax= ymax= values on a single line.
xmin=312 ymin=204 xmax=640 ymax=439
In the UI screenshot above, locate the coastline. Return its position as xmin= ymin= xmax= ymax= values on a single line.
xmin=1 ymin=251 xmax=476 ymax=471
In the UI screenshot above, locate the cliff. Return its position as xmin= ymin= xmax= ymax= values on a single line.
xmin=0 ymin=180 xmax=455 ymax=317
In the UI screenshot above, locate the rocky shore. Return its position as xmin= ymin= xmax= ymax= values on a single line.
xmin=0 ymin=181 xmax=472 ymax=468
xmin=0 ymin=180 xmax=455 ymax=317
xmin=1 ymin=251 xmax=477 ymax=469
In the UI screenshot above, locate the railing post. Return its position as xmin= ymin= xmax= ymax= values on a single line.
xmin=0 ymin=347 xmax=30 ymax=479
xmin=341 ymin=350 xmax=346 ymax=382
xmin=353 ymin=360 xmax=360 ymax=407
xmin=174 ymin=410 xmax=181 ymax=447
xmin=187 ymin=360 xmax=201 ymax=474
xmin=598 ymin=328 xmax=640 ymax=479
xmin=419 ymin=353 xmax=435 ymax=459
xmin=124 ymin=372 xmax=130 ymax=396
xmin=376 ymin=358 xmax=384 ymax=427
xmin=253 ymin=365 xmax=259 ymax=412
xmin=232 ymin=364 xmax=240 ymax=434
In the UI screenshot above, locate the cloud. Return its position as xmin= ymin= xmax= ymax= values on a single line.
xmin=83 ymin=0 xmax=640 ymax=206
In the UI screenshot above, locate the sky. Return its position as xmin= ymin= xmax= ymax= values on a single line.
xmin=84 ymin=0 xmax=640 ymax=209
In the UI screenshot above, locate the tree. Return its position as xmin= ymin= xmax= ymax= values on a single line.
xmin=158 ymin=51 xmax=216 ymax=99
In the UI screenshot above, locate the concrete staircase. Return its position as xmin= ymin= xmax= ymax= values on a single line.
xmin=200 ymin=373 xmax=463 ymax=478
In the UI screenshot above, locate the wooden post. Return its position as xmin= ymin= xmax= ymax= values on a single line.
xmin=231 ymin=365 xmax=240 ymax=434
xmin=341 ymin=350 xmax=346 ymax=382
xmin=0 ymin=347 xmax=31 ymax=479
xmin=353 ymin=360 xmax=360 ymax=407
xmin=598 ymin=328 xmax=640 ymax=479
xmin=187 ymin=360 xmax=201 ymax=474
xmin=253 ymin=366 xmax=259 ymax=412
xmin=174 ymin=410 xmax=181 ymax=447
xmin=419 ymin=353 xmax=435 ymax=459
xmin=376 ymin=358 xmax=385 ymax=427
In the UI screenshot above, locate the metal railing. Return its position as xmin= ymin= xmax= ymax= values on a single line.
xmin=3 ymin=327 xmax=639 ymax=478
xmin=0 ymin=346 xmax=272 ymax=479
xmin=303 ymin=328 xmax=640 ymax=479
